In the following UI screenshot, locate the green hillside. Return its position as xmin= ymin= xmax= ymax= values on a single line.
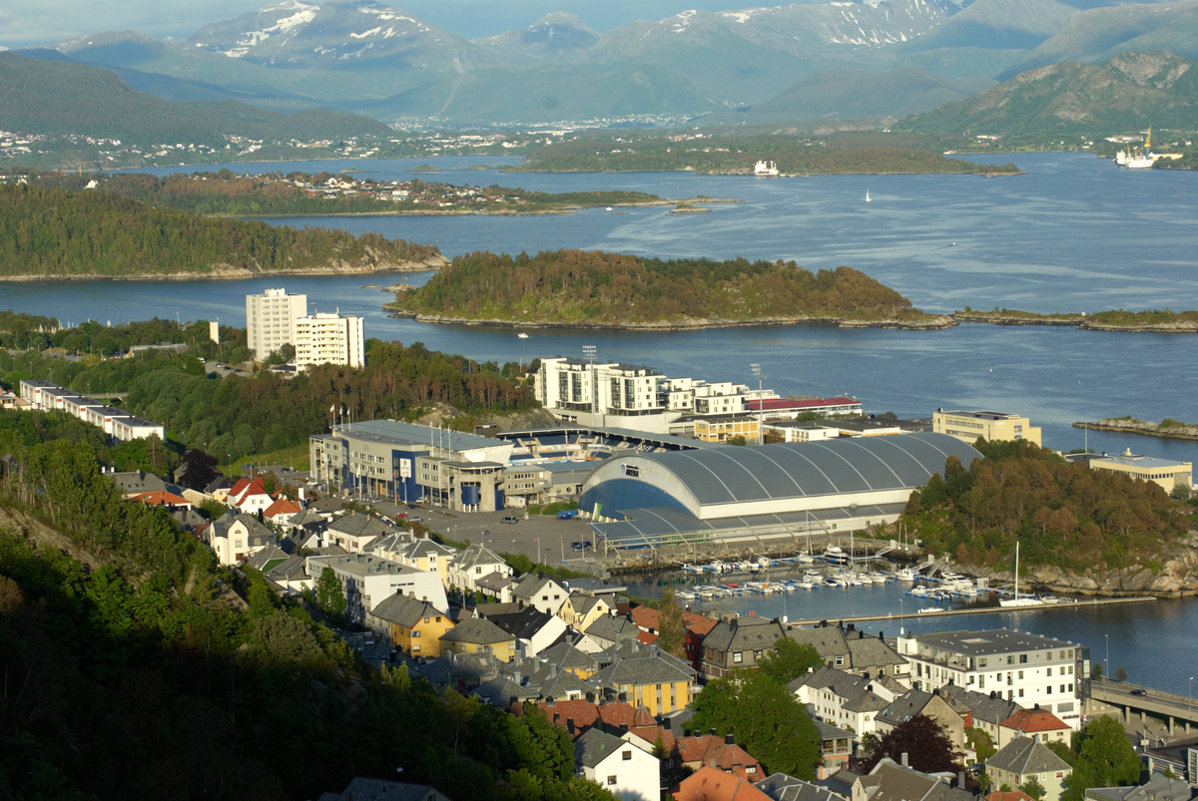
xmin=389 ymin=250 xmax=940 ymax=328
xmin=900 ymin=51 xmax=1198 ymax=136
xmin=0 ymin=51 xmax=391 ymax=146
xmin=0 ymin=182 xmax=438 ymax=279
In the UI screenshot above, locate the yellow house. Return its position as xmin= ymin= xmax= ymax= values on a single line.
xmin=558 ymin=593 xmax=612 ymax=632
xmin=368 ymin=593 xmax=455 ymax=660
xmin=693 ymin=415 xmax=760 ymax=444
xmin=592 ymin=652 xmax=696 ymax=717
xmin=1089 ymin=450 xmax=1192 ymax=494
xmin=439 ymin=616 xmax=517 ymax=662
xmin=933 ymin=410 xmax=1042 ymax=447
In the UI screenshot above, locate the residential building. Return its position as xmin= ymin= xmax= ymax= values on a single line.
xmin=701 ymin=616 xmax=787 ymax=680
xmin=449 ymin=543 xmax=514 ymax=596
xmin=246 ymin=287 xmax=307 ymax=361
xmin=896 ymin=630 xmax=1082 ymax=728
xmin=293 ymin=311 xmax=365 ymax=370
xmin=575 ymin=727 xmax=660 ymax=801
xmin=874 ymin=689 xmax=967 ymax=750
xmin=986 ymin=737 xmax=1072 ymax=801
xmin=591 ymin=644 xmax=697 ymax=716
xmin=228 ymin=477 xmax=273 ymax=515
xmin=789 ymin=666 xmax=895 ymax=740
xmin=317 ymin=776 xmax=454 ymax=801
xmin=325 ymin=512 xmax=398 ymax=553
xmin=787 ymin=626 xmax=909 ymax=680
xmin=1088 ymin=450 xmax=1192 ymax=494
xmin=1085 ymin=772 xmax=1194 ymax=801
xmin=473 ymin=603 xmax=569 ymax=659
xmin=672 ymin=765 xmax=772 ymax=801
xmin=368 ymin=593 xmax=454 ymax=660
xmin=308 ymin=553 xmax=447 ymax=624
xmin=438 ymin=617 xmax=517 ymax=662
xmin=933 ymin=410 xmax=1042 ymax=447
xmin=755 ymin=772 xmax=848 ymax=801
xmin=560 ymin=593 xmax=613 ymax=632
xmin=207 ymin=511 xmax=274 ymax=565
xmin=675 ymin=734 xmax=765 ymax=783
xmin=814 ymin=720 xmax=855 ymax=780
xmin=851 ymin=757 xmax=974 ymax=801
xmin=996 ymin=707 xmax=1071 ymax=748
xmin=511 ymin=573 xmax=569 ymax=616
xmin=938 ymin=685 xmax=1021 ymax=748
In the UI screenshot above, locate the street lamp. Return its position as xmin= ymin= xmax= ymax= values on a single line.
xmin=750 ymin=362 xmax=765 ymax=445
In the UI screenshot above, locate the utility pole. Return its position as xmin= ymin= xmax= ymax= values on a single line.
xmin=750 ymin=362 xmax=765 ymax=445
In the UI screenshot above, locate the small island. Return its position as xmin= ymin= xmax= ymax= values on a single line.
xmin=952 ymin=308 xmax=1198 ymax=333
xmin=384 ymin=249 xmax=953 ymax=330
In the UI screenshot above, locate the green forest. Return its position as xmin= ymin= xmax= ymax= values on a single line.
xmin=513 ymin=134 xmax=1019 ymax=175
xmin=392 ymin=250 xmax=934 ymax=327
xmin=0 ymin=411 xmax=614 ymax=801
xmin=22 ymin=170 xmax=664 ymax=217
xmin=0 ymin=318 xmax=536 ymax=466
xmin=901 ymin=439 xmax=1192 ymax=572
xmin=0 ymin=183 xmax=439 ymax=279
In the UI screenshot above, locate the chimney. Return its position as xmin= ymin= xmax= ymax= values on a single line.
xmin=725 ymin=733 xmax=735 ymax=745
xmin=710 ymin=728 xmax=718 ymax=737
xmin=901 ymin=752 xmax=909 ymax=768
xmin=567 ymin=718 xmax=575 ymax=735
xmin=958 ymin=771 xmax=966 ymax=788
xmin=546 ymin=695 xmax=555 ymax=706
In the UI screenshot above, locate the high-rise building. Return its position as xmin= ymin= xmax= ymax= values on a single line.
xmin=245 ymin=288 xmax=307 ymax=361
xmin=294 ymin=312 xmax=365 ymax=370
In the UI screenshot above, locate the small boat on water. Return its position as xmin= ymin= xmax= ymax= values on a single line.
xmin=517 ymin=332 xmax=529 ymax=339
xmin=822 ymin=545 xmax=849 ymax=566
xmin=865 ymin=188 xmax=872 ymax=203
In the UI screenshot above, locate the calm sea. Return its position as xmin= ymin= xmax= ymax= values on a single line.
xmin=6 ymin=151 xmax=1198 ymax=691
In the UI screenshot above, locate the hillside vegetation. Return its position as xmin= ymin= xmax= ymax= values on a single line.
xmin=0 ymin=183 xmax=439 ymax=279
xmin=901 ymin=51 xmax=1198 ymax=137
xmin=902 ymin=439 xmax=1191 ymax=573
xmin=390 ymin=250 xmax=937 ymax=327
xmin=514 ymin=134 xmax=1019 ymax=175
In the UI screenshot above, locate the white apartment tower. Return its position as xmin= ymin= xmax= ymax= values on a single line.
xmin=245 ymin=288 xmax=307 ymax=361
xmin=294 ymin=312 xmax=366 ymax=370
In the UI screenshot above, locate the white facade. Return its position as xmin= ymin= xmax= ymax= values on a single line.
xmin=897 ymin=629 xmax=1082 ymax=729
xmin=246 ymin=287 xmax=307 ymax=361
xmin=307 ymin=554 xmax=449 ymax=624
xmin=294 ymin=312 xmax=366 ymax=370
xmin=579 ymin=731 xmax=659 ymax=801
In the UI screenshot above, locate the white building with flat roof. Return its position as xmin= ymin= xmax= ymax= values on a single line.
xmin=897 ymin=629 xmax=1081 ymax=728
xmin=246 ymin=287 xmax=307 ymax=361
xmin=294 ymin=312 xmax=365 ymax=370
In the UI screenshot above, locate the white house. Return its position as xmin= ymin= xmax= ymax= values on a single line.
xmin=306 ymin=554 xmax=448 ymax=625
xmin=206 ymin=512 xmax=274 ymax=566
xmin=575 ymin=727 xmax=659 ymax=801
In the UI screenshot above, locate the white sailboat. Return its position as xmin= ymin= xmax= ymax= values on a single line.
xmin=1000 ymin=541 xmax=1045 ymax=607
xmin=865 ymin=188 xmax=872 ymax=203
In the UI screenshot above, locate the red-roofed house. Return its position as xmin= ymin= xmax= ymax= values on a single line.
xmin=228 ymin=477 xmax=273 ymax=515
xmin=675 ymin=734 xmax=764 ymax=783
xmin=628 ymin=605 xmax=718 ymax=673
xmin=263 ymin=497 xmax=303 ymax=526
xmin=998 ymin=707 xmax=1072 ymax=748
xmin=672 ymin=766 xmax=771 ymax=801
xmin=129 ymin=490 xmax=192 ymax=510
xmin=986 ymin=792 xmax=1035 ymax=801
xmin=536 ymin=699 xmax=654 ymax=738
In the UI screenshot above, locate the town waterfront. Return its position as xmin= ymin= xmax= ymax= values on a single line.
xmin=7 ymin=151 xmax=1198 ymax=692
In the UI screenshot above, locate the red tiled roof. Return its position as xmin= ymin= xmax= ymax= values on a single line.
xmin=1000 ymin=708 xmax=1070 ymax=733
xmin=536 ymin=700 xmax=653 ymax=736
xmin=130 ymin=490 xmax=190 ymax=506
xmin=987 ymin=791 xmax=1034 ymax=801
xmin=264 ymin=498 xmax=302 ymax=519
xmin=672 ymin=766 xmax=771 ymax=801
xmin=676 ymin=735 xmax=764 ymax=779
xmin=746 ymin=397 xmax=859 ymax=412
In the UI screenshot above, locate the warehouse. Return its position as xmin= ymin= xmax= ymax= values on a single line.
xmin=578 ymin=432 xmax=981 ymax=550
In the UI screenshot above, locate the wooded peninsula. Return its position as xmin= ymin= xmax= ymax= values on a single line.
xmin=0 ymin=182 xmax=441 ymax=280
xmin=385 ymin=250 xmax=949 ymax=329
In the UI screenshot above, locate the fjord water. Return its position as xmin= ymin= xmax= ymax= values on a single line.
xmin=7 ymin=152 xmax=1198 ymax=691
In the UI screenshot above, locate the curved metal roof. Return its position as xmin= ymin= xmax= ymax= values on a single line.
xmin=583 ymin=432 xmax=979 ymax=511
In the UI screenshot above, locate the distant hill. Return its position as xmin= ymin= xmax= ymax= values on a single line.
xmin=749 ymin=66 xmax=994 ymax=121
xmin=0 ymin=182 xmax=438 ymax=280
xmin=899 ymin=51 xmax=1198 ymax=135
xmin=0 ymin=51 xmax=392 ymax=146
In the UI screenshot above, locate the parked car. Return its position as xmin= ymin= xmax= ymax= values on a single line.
xmin=571 ymin=540 xmax=593 ymax=551
xmin=556 ymin=510 xmax=576 ymax=520
xmin=501 ymin=515 xmax=519 ymax=524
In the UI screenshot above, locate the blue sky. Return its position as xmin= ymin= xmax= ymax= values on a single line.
xmin=0 ymin=1 xmax=764 ymax=49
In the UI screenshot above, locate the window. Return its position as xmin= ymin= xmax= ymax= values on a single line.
xmin=1047 ymin=667 xmax=1053 ymax=676
xmin=1019 ymin=654 xmax=1028 ymax=664
xmin=733 ymin=652 xmax=743 ymax=664
xmin=622 ymin=750 xmax=632 ymax=761
xmin=607 ymin=776 xmax=617 ymax=786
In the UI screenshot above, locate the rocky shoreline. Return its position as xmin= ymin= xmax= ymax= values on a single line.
xmin=951 ymin=312 xmax=1198 ymax=333
xmin=0 ymin=256 xmax=447 ymax=283
xmin=380 ymin=310 xmax=958 ymax=331
xmin=1074 ymin=418 xmax=1198 ymax=441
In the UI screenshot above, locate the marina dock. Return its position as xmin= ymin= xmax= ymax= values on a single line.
xmin=785 ymin=595 xmax=1157 ymax=628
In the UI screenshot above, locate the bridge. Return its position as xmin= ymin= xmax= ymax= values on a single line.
xmin=1089 ymin=677 xmax=1198 ymax=736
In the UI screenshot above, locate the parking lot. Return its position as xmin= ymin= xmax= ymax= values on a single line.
xmin=364 ymin=499 xmax=600 ymax=567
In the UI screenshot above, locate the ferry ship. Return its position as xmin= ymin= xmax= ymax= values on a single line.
xmin=754 ymin=160 xmax=779 ymax=177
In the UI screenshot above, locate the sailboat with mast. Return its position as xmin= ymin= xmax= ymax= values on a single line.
xmin=1000 ymin=541 xmax=1052 ymax=608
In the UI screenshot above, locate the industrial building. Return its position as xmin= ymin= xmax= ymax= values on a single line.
xmin=578 ymin=432 xmax=981 ymax=550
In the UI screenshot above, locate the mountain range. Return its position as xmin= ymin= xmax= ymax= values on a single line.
xmin=15 ymin=0 xmax=1198 ymax=125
